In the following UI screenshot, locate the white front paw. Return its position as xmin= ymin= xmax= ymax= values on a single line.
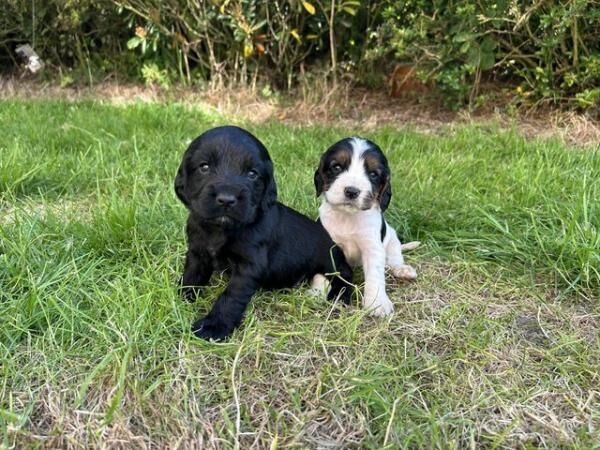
xmin=390 ymin=264 xmax=417 ymax=281
xmin=364 ymin=293 xmax=394 ymax=317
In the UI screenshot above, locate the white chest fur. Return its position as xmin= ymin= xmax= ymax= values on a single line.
xmin=319 ymin=202 xmax=385 ymax=267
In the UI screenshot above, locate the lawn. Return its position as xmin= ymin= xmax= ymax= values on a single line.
xmin=0 ymin=100 xmax=598 ymax=449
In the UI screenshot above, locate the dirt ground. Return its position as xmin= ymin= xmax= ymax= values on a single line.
xmin=1 ymin=77 xmax=599 ymax=149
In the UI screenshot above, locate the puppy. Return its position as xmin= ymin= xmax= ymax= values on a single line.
xmin=175 ymin=126 xmax=352 ymax=340
xmin=314 ymin=137 xmax=418 ymax=316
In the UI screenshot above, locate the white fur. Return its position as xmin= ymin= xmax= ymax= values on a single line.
xmin=318 ymin=137 xmax=417 ymax=316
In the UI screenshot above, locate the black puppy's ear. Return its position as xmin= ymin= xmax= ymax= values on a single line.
xmin=314 ymin=158 xmax=326 ymax=196
xmin=174 ymin=161 xmax=191 ymax=209
xmin=379 ymin=175 xmax=392 ymax=212
xmin=260 ymin=161 xmax=278 ymax=212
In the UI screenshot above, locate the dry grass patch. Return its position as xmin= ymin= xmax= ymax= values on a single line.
xmin=2 ymin=77 xmax=599 ymax=149
xmin=3 ymin=257 xmax=598 ymax=448
xmin=1 ymin=198 xmax=93 ymax=226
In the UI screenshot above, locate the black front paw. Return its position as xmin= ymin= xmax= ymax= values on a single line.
xmin=191 ymin=315 xmax=235 ymax=341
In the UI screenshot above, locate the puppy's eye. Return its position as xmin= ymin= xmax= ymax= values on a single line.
xmin=331 ymin=163 xmax=342 ymax=175
xmin=368 ymin=171 xmax=379 ymax=181
xmin=247 ymin=169 xmax=259 ymax=180
xmin=199 ymin=163 xmax=210 ymax=174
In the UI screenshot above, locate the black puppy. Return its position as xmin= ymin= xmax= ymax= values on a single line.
xmin=175 ymin=126 xmax=352 ymax=340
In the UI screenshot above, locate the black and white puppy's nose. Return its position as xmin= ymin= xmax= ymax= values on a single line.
xmin=344 ymin=186 xmax=360 ymax=200
xmin=216 ymin=193 xmax=237 ymax=207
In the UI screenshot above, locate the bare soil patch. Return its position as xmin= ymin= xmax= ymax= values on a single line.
xmin=2 ymin=77 xmax=598 ymax=149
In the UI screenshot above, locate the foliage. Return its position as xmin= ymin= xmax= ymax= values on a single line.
xmin=0 ymin=0 xmax=132 ymax=78
xmin=369 ymin=0 xmax=600 ymax=108
xmin=1 ymin=1 xmax=599 ymax=109
xmin=114 ymin=0 xmax=362 ymax=88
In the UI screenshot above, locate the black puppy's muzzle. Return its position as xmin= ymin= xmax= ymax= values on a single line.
xmin=215 ymin=192 xmax=238 ymax=208
xmin=192 ymin=181 xmax=255 ymax=226
xmin=209 ymin=182 xmax=247 ymax=209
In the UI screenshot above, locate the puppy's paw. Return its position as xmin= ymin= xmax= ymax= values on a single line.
xmin=390 ymin=264 xmax=417 ymax=281
xmin=309 ymin=274 xmax=330 ymax=297
xmin=191 ymin=316 xmax=234 ymax=341
xmin=364 ymin=294 xmax=394 ymax=317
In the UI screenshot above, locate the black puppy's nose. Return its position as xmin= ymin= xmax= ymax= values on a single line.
xmin=344 ymin=186 xmax=360 ymax=200
xmin=216 ymin=193 xmax=237 ymax=207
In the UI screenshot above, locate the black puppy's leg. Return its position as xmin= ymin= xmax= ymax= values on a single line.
xmin=192 ymin=264 xmax=261 ymax=340
xmin=180 ymin=248 xmax=213 ymax=302
xmin=327 ymin=247 xmax=354 ymax=305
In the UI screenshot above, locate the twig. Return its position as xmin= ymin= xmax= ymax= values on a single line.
xmin=231 ymin=338 xmax=245 ymax=450
xmin=383 ymin=398 xmax=400 ymax=446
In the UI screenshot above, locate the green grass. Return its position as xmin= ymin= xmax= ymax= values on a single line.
xmin=0 ymin=99 xmax=598 ymax=449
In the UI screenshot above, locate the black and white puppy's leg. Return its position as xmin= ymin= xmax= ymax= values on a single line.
xmin=360 ymin=238 xmax=394 ymax=316
xmin=384 ymin=225 xmax=417 ymax=281
xmin=180 ymin=248 xmax=213 ymax=302
xmin=191 ymin=262 xmax=262 ymax=340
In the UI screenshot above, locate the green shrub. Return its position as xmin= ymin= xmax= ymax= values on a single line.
xmin=0 ymin=0 xmax=131 ymax=78
xmin=115 ymin=0 xmax=362 ymax=88
xmin=367 ymin=0 xmax=600 ymax=109
xmin=1 ymin=0 xmax=599 ymax=110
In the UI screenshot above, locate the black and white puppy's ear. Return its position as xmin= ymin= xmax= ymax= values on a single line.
xmin=174 ymin=158 xmax=191 ymax=209
xmin=314 ymin=157 xmax=326 ymax=197
xmin=379 ymin=175 xmax=392 ymax=212
xmin=260 ymin=160 xmax=278 ymax=212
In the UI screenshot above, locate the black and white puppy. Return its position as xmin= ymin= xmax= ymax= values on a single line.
xmin=175 ymin=126 xmax=352 ymax=340
xmin=314 ymin=137 xmax=418 ymax=317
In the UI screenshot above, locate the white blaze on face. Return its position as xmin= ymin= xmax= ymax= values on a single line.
xmin=324 ymin=137 xmax=374 ymax=210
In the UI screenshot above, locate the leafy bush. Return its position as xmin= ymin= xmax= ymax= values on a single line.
xmin=368 ymin=0 xmax=600 ymax=108
xmin=115 ymin=0 xmax=361 ymax=88
xmin=0 ymin=0 xmax=131 ymax=78
xmin=1 ymin=0 xmax=599 ymax=110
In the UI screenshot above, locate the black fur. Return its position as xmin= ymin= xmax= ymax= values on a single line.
xmin=175 ymin=126 xmax=352 ymax=340
xmin=380 ymin=213 xmax=387 ymax=241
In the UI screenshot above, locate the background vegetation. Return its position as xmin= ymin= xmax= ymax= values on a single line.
xmin=2 ymin=1 xmax=600 ymax=109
